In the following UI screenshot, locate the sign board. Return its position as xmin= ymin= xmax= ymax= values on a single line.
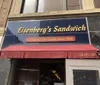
xmin=2 ymin=18 xmax=89 ymax=48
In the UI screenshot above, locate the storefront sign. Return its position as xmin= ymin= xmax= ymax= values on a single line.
xmin=2 ymin=18 xmax=89 ymax=48
xmin=25 ymin=36 xmax=76 ymax=43
xmin=18 ymin=24 xmax=86 ymax=34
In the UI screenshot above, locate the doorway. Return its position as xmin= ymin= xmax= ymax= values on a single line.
xmin=12 ymin=59 xmax=65 ymax=85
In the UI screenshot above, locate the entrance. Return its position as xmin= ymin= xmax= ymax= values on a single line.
xmin=13 ymin=59 xmax=65 ymax=85
xmin=9 ymin=59 xmax=100 ymax=85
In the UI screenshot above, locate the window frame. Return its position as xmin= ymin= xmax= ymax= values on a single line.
xmin=67 ymin=0 xmax=83 ymax=10
xmin=20 ymin=0 xmax=82 ymax=14
xmin=66 ymin=59 xmax=100 ymax=85
xmin=10 ymin=0 xmax=96 ymax=15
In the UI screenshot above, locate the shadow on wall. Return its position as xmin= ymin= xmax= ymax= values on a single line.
xmin=2 ymin=28 xmax=22 ymax=49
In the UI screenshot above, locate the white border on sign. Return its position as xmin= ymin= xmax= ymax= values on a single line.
xmin=86 ymin=17 xmax=91 ymax=45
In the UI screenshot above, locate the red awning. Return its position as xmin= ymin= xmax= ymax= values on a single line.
xmin=0 ymin=45 xmax=99 ymax=58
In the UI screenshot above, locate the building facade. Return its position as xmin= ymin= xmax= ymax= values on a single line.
xmin=0 ymin=0 xmax=100 ymax=85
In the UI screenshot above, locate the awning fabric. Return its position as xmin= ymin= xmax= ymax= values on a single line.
xmin=0 ymin=45 xmax=99 ymax=58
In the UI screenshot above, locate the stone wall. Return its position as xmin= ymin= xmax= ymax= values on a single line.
xmin=0 ymin=0 xmax=12 ymax=47
xmin=0 ymin=0 xmax=12 ymax=85
xmin=0 ymin=59 xmax=10 ymax=85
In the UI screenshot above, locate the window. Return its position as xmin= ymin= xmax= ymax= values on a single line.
xmin=67 ymin=0 xmax=82 ymax=10
xmin=21 ymin=0 xmax=82 ymax=13
xmin=22 ymin=0 xmax=38 ymax=13
xmin=73 ymin=70 xmax=99 ymax=85
xmin=15 ymin=70 xmax=39 ymax=85
xmin=66 ymin=59 xmax=100 ymax=85
xmin=87 ymin=16 xmax=100 ymax=49
xmin=94 ymin=0 xmax=100 ymax=8
xmin=13 ymin=59 xmax=65 ymax=85
xmin=38 ymin=0 xmax=66 ymax=12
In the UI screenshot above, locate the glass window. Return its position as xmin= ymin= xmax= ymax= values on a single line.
xmin=38 ymin=0 xmax=66 ymax=12
xmin=94 ymin=0 xmax=100 ymax=8
xmin=73 ymin=70 xmax=99 ymax=85
xmin=13 ymin=59 xmax=65 ymax=85
xmin=22 ymin=0 xmax=38 ymax=13
xmin=87 ymin=16 xmax=100 ymax=49
xmin=88 ymin=16 xmax=100 ymax=31
xmin=21 ymin=0 xmax=82 ymax=13
xmin=15 ymin=70 xmax=39 ymax=85
xmin=89 ymin=32 xmax=100 ymax=48
xmin=67 ymin=0 xmax=82 ymax=10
